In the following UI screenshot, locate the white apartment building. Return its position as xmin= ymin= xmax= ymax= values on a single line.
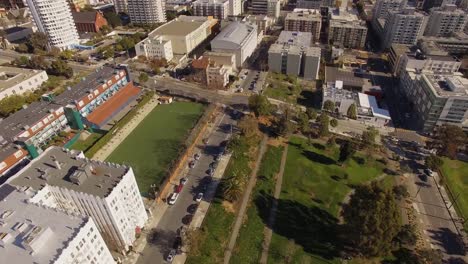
xmin=193 ymin=0 xmax=230 ymax=19
xmin=7 ymin=147 xmax=149 ymax=253
xmin=328 ymin=8 xmax=368 ymax=49
xmin=211 ymin=21 xmax=258 ymax=67
xmin=136 ymin=36 xmax=174 ymax=61
xmin=396 ymin=52 xmax=461 ymax=75
xmin=296 ymin=0 xmax=322 ymax=9
xmin=230 ymin=0 xmax=242 ymax=15
xmin=0 ymin=184 xmax=115 ymax=264
xmin=113 ymin=0 xmax=128 ymax=13
xmin=26 ymin=0 xmax=79 ymax=50
xmin=425 ymin=4 xmax=467 ymax=37
xmin=372 ymin=0 xmax=407 ymax=20
xmin=267 ymin=0 xmax=280 ymax=18
xmin=136 ymin=16 xmax=216 ymax=59
xmin=0 ymin=66 xmax=48 ymax=100
xmin=246 ymin=15 xmax=275 ymax=33
xmin=250 ymin=0 xmax=280 ymax=18
xmin=127 ymin=0 xmax=166 ymax=25
xmin=400 ymin=69 xmax=468 ymax=131
xmin=284 ymin=9 xmax=322 ymax=42
xmin=381 ymin=8 xmax=428 ymax=49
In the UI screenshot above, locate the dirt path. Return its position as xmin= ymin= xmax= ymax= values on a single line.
xmin=223 ymin=135 xmax=268 ymax=264
xmin=259 ymin=141 xmax=289 ymax=264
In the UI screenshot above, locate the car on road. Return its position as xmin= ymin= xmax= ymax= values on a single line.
xmin=195 ymin=192 xmax=203 ymax=202
xmin=166 ymin=249 xmax=176 ymax=262
xmin=419 ymin=174 xmax=428 ymax=182
xmin=214 ymin=154 xmax=221 ymax=161
xmin=209 ymin=161 xmax=218 ymax=169
xmin=182 ymin=214 xmax=193 ymax=225
xmin=189 ymin=160 xmax=196 ymax=168
xmin=173 ymin=236 xmax=183 ymax=253
xmin=180 ymin=177 xmax=188 ymax=185
xmin=424 ymin=168 xmax=434 ymax=176
xmin=175 ymin=184 xmax=184 ymax=193
xmin=240 ymin=75 xmax=246 ymax=80
xmin=207 ymin=168 xmax=214 ymax=176
xmin=194 ymin=153 xmax=201 ymax=160
xmin=187 ymin=203 xmax=198 ymax=214
xmin=168 ymin=193 xmax=179 ymax=205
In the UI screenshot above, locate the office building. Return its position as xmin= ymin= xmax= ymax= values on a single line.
xmin=419 ymin=32 xmax=468 ymax=55
xmin=7 ymin=146 xmax=149 ymax=252
xmin=250 ymin=0 xmax=280 ymax=18
xmin=424 ymin=4 xmax=467 ymax=37
xmin=0 ymin=66 xmax=48 ymax=100
xmin=136 ymin=16 xmax=217 ymax=59
xmin=230 ymin=0 xmax=242 ymax=15
xmin=26 ymin=0 xmax=79 ymax=50
xmin=328 ymin=8 xmax=368 ymax=49
xmin=0 ymin=66 xmax=138 ymax=177
xmin=400 ymin=69 xmax=468 ymax=131
xmin=204 ymin=51 xmax=237 ymax=69
xmin=193 ymin=0 xmax=230 ymax=19
xmin=127 ymin=0 xmax=166 ymax=25
xmin=284 ymin=9 xmax=322 ymax=42
xmin=268 ymin=31 xmax=321 ymax=80
xmin=113 ymin=0 xmax=128 ymax=13
xmin=322 ymin=80 xmax=392 ymax=127
xmin=211 ymin=21 xmax=258 ymax=67
xmin=0 ymin=184 xmax=115 ymax=264
xmin=372 ymin=0 xmax=407 ymax=20
xmin=380 ymin=8 xmax=427 ymax=49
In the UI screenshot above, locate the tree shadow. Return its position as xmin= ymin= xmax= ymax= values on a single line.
xmin=427 ymin=228 xmax=466 ymax=256
xmin=302 ymin=150 xmax=336 ymax=165
xmin=297 ymin=90 xmax=322 ymax=108
xmin=255 ymin=192 xmax=342 ymax=260
xmin=331 ymin=175 xmax=342 ymax=182
xmin=312 ymin=142 xmax=325 ymax=150
xmin=352 ymin=156 xmax=365 ymax=165
xmin=145 ymin=228 xmax=178 ymax=255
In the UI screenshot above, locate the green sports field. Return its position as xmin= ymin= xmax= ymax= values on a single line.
xmin=106 ymin=102 xmax=205 ymax=196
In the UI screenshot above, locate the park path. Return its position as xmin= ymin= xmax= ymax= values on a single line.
xmin=259 ymin=141 xmax=289 ymax=264
xmin=223 ymin=135 xmax=269 ymax=264
xmin=91 ymin=95 xmax=159 ymax=161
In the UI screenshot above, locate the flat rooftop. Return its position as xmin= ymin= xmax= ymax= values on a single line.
xmin=424 ymin=73 xmax=468 ymax=97
xmin=330 ymin=8 xmax=360 ymax=22
xmin=0 ymin=184 xmax=88 ymax=264
xmin=277 ymin=31 xmax=312 ymax=48
xmin=149 ymin=16 xmax=210 ymax=37
xmin=0 ymin=66 xmax=46 ymax=92
xmin=325 ymin=66 xmax=365 ymax=88
xmin=8 ymin=147 xmax=129 ymax=198
xmin=286 ymin=9 xmax=321 ymax=21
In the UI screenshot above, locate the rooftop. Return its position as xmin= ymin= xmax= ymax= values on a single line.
xmin=330 ymin=7 xmax=360 ymax=22
xmin=0 ymin=184 xmax=88 ymax=264
xmin=192 ymin=0 xmax=229 ymax=5
xmin=424 ymin=73 xmax=468 ymax=97
xmin=277 ymin=31 xmax=312 ymax=48
xmin=325 ymin=66 xmax=365 ymax=88
xmin=72 ymin=11 xmax=98 ymax=23
xmin=0 ymin=66 xmax=46 ymax=92
xmin=212 ymin=21 xmax=256 ymax=46
xmin=8 ymin=147 xmax=129 ymax=198
xmin=285 ymin=9 xmax=321 ymax=21
xmin=149 ymin=16 xmax=211 ymax=37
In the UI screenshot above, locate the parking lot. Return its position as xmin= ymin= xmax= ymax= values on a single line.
xmin=231 ymin=69 xmax=268 ymax=94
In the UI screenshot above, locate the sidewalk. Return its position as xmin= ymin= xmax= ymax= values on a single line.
xmin=92 ymin=95 xmax=160 ymax=161
xmin=260 ymin=142 xmax=289 ymax=264
xmin=224 ymin=135 xmax=268 ymax=264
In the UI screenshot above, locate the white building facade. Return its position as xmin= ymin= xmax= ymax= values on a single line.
xmin=26 ymin=0 xmax=79 ymax=50
xmin=136 ymin=36 xmax=174 ymax=61
xmin=193 ymin=0 xmax=230 ymax=19
xmin=127 ymin=0 xmax=166 ymax=25
xmin=424 ymin=4 xmax=467 ymax=37
xmin=382 ymin=8 xmax=428 ymax=49
xmin=0 ymin=67 xmax=48 ymax=100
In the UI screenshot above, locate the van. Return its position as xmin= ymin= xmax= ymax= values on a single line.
xmin=168 ymin=193 xmax=179 ymax=205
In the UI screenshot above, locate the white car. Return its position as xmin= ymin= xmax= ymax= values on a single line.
xmin=168 ymin=193 xmax=179 ymax=205
xmin=195 ymin=192 xmax=203 ymax=202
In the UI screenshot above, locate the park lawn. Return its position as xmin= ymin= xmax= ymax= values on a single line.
xmin=440 ymin=158 xmax=468 ymax=231
xmin=69 ymin=133 xmax=103 ymax=152
xmin=268 ymin=136 xmax=387 ymax=264
xmin=264 ymin=73 xmax=301 ymax=104
xmin=230 ymin=145 xmax=284 ymax=264
xmin=106 ymin=102 xmax=205 ymax=196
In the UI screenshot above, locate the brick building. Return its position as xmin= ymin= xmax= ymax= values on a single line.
xmin=72 ymin=11 xmax=108 ymax=33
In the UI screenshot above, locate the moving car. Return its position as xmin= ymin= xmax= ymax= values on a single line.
xmin=195 ymin=192 xmax=203 ymax=202
xmin=168 ymin=193 xmax=179 ymax=205
xmin=166 ymin=249 xmax=176 ymax=262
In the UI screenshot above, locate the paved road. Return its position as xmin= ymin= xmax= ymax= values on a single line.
xmin=384 ymin=139 xmax=466 ymax=263
xmin=136 ymin=108 xmax=237 ymax=264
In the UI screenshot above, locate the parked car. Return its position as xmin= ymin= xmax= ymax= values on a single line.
xmin=166 ymin=249 xmax=176 ymax=262
xmin=209 ymin=161 xmax=218 ymax=169
xmin=419 ymin=174 xmax=428 ymax=182
xmin=168 ymin=193 xmax=179 ymax=205
xmin=207 ymin=168 xmax=214 ymax=176
xmin=189 ymin=160 xmax=196 ymax=168
xmin=175 ymin=184 xmax=184 ymax=193
xmin=187 ymin=203 xmax=198 ymax=214
xmin=173 ymin=236 xmax=182 ymax=253
xmin=424 ymin=168 xmax=433 ymax=176
xmin=214 ymin=154 xmax=221 ymax=161
xmin=195 ymin=192 xmax=203 ymax=202
xmin=180 ymin=177 xmax=188 ymax=185
xmin=194 ymin=153 xmax=201 ymax=160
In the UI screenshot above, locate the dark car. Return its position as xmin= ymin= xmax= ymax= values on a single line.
xmin=166 ymin=249 xmax=176 ymax=262
xmin=189 ymin=160 xmax=196 ymax=168
xmin=173 ymin=236 xmax=182 ymax=252
xmin=209 ymin=161 xmax=218 ymax=169
xmin=419 ymin=174 xmax=428 ymax=182
xmin=187 ymin=203 xmax=198 ymax=214
xmin=182 ymin=214 xmax=193 ymax=225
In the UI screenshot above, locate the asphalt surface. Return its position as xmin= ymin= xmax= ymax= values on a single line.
xmin=384 ymin=139 xmax=466 ymax=262
xmin=136 ymin=108 xmax=237 ymax=264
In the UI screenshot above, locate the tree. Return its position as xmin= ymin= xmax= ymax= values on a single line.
xmin=238 ymin=115 xmax=259 ymax=138
xmin=347 ymin=103 xmax=357 ymax=120
xmin=317 ymin=113 xmax=330 ymax=137
xmin=0 ymin=95 xmax=26 ymax=117
xmin=425 ymin=155 xmax=443 ymax=171
xmin=392 ymin=185 xmax=409 ymax=200
xmin=48 ymin=59 xmax=73 ymax=78
xmin=138 ymin=72 xmax=149 ymax=83
xmin=14 ymin=56 xmax=29 ymax=66
xmin=306 ymin=107 xmax=317 ymax=120
xmin=221 ymin=173 xmax=245 ymax=202
xmin=297 ymin=112 xmax=310 ymax=133
xmin=100 ymin=25 xmax=112 ymax=34
xmin=248 ymin=94 xmax=271 ymax=116
xmin=330 ymin=118 xmax=338 ymax=127
xmin=97 ymin=45 xmax=115 ymax=59
xmin=28 ymin=55 xmax=49 ymax=70
xmin=342 ymin=183 xmax=401 ymax=257
xmin=276 ymin=108 xmax=295 ymax=136
xmin=417 ymin=249 xmax=443 ymax=264
xmin=104 ymin=12 xmax=122 ymax=28
xmin=15 ymin=43 xmax=29 ymax=53
xmin=28 ymin=32 xmax=48 ymax=52
xmin=59 ymin=50 xmax=74 ymax=60
xmin=339 ymin=140 xmax=357 ymax=162
xmin=433 ymin=125 xmax=467 ymax=159
xmin=394 ymin=224 xmax=417 ymax=247
xmin=117 ymin=36 xmax=135 ymax=51
xmin=362 ymin=127 xmax=379 ymax=147
xmin=323 ymin=100 xmax=335 ymax=112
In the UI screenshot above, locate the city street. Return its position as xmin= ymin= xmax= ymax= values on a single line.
xmin=136 ymin=108 xmax=237 ymax=264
